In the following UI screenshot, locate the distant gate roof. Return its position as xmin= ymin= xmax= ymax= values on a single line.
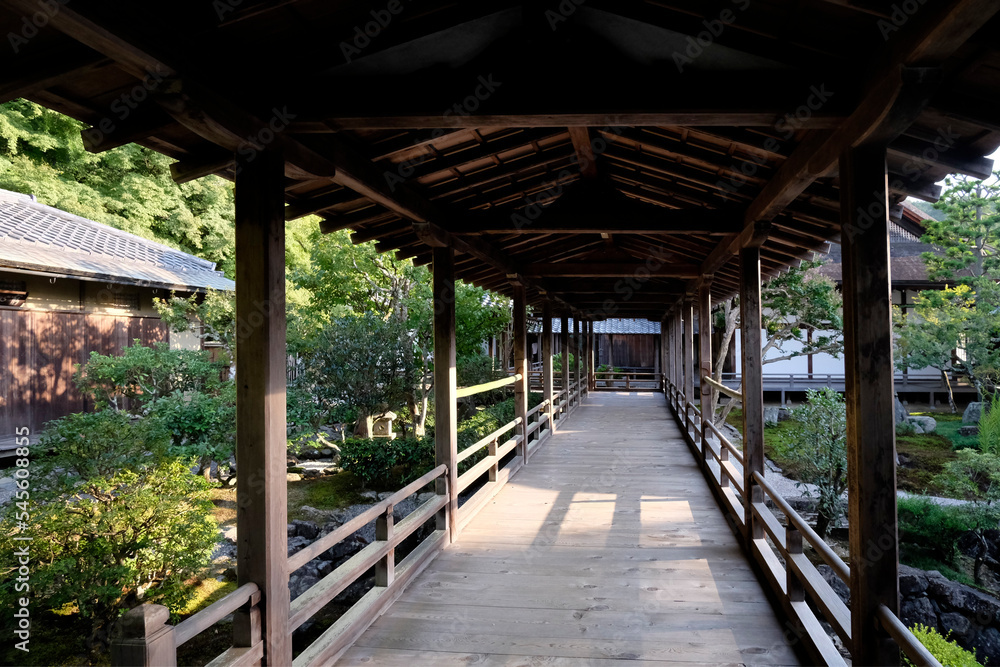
xmin=0 ymin=189 xmax=235 ymax=292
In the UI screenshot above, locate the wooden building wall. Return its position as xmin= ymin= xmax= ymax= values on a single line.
xmin=0 ymin=309 xmax=168 ymax=436
xmin=596 ymin=334 xmax=660 ymax=368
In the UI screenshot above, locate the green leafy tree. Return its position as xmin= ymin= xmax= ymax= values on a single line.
xmin=711 ymin=260 xmax=843 ymax=425
xmin=0 ymin=411 xmax=218 ymax=649
xmin=0 ymin=99 xmax=236 ymax=276
xmin=154 ymin=288 xmax=236 ymax=362
xmin=74 ymin=341 xmax=223 ymax=413
xmin=296 ymin=313 xmax=419 ymax=438
xmin=920 ymin=171 xmax=1000 ymax=282
xmin=788 ymin=388 xmax=848 ymax=539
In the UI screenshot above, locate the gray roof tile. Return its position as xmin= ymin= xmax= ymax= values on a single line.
xmin=0 ymin=189 xmax=235 ymax=292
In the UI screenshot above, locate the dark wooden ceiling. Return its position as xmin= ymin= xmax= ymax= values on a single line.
xmin=1 ymin=0 xmax=999 ymax=319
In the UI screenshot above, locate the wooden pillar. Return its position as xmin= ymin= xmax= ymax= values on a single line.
xmin=542 ymin=302 xmax=555 ymax=434
xmin=699 ymin=282 xmax=714 ymax=459
xmin=741 ymin=246 xmax=765 ymax=545
xmin=433 ymin=246 xmax=458 ymax=542
xmin=560 ymin=316 xmax=570 ymax=409
xmin=574 ymin=319 xmax=583 ymax=401
xmin=513 ymin=285 xmax=529 ymax=460
xmin=683 ymin=300 xmax=695 ymax=432
xmin=234 ymin=147 xmax=291 ymax=665
xmin=841 ymin=143 xmax=899 ymax=665
xmin=584 ymin=321 xmax=592 ymax=394
xmin=660 ymin=318 xmax=670 ymax=394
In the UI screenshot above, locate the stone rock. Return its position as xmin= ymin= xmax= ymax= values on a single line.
xmin=291 ymin=519 xmax=319 ymax=541
xmin=221 ymin=525 xmax=238 ymax=544
xmin=287 ymin=536 xmax=310 ymax=557
xmin=900 ymin=596 xmax=938 ymax=630
xmin=303 ymin=469 xmax=322 ymax=479
xmin=763 ymin=406 xmax=781 ymax=426
xmin=286 ymin=456 xmax=299 ymax=468
xmin=286 ymin=473 xmax=302 ymax=482
xmin=899 ymin=565 xmax=929 ymax=595
xmin=970 ymin=627 xmax=1000 ymax=661
xmin=777 ymin=407 xmax=794 ymax=422
xmin=895 ymin=396 xmax=908 ymax=424
xmin=323 ymin=467 xmax=340 ymax=475
xmin=941 ymin=612 xmax=973 ymax=638
xmin=320 ymin=448 xmax=333 ymax=457
xmin=416 ymin=492 xmax=436 ymax=506
xmin=961 ymin=425 xmax=980 ymax=437
xmin=817 ymin=565 xmax=850 ymax=606
xmin=908 ymin=416 xmax=937 ymax=434
xmin=360 ymin=490 xmax=379 ymax=501
xmin=300 ymin=506 xmax=338 ymax=523
xmin=321 ymin=534 xmax=369 ymax=565
xmin=965 ymin=402 xmax=985 ymax=424
xmin=287 ymin=524 xmax=297 ymax=538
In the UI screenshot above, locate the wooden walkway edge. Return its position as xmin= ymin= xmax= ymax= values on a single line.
xmin=337 ymin=392 xmax=803 ymax=666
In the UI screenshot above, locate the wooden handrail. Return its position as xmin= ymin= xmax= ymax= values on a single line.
xmin=877 ymin=604 xmax=943 ymax=667
xmin=701 ymin=375 xmax=743 ymax=400
xmin=455 ymin=373 xmax=522 ymax=398
xmin=456 ymin=418 xmax=521 ymax=464
xmin=288 ymin=464 xmax=447 ymax=572
xmin=703 ymin=420 xmax=744 ymax=466
xmin=753 ymin=470 xmax=850 ymax=584
xmin=174 ymin=583 xmax=260 ymax=646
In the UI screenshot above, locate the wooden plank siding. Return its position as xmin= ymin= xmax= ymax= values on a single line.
xmin=596 ymin=333 xmax=660 ymax=368
xmin=342 ymin=392 xmax=802 ymax=666
xmin=0 ymin=309 xmax=167 ymax=436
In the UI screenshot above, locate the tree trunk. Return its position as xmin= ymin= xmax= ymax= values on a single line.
xmin=353 ymin=413 xmax=373 ymax=439
xmin=942 ymin=368 xmax=957 ymax=413
xmin=815 ymin=511 xmax=831 ymax=540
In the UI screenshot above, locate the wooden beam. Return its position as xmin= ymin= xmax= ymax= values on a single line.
xmin=450 ymin=208 xmax=743 ymax=235
xmin=0 ymin=47 xmax=107 ymax=104
xmin=432 ymin=246 xmax=458 ymax=543
xmin=234 ymin=147 xmax=291 ymax=665
xmin=170 ymin=151 xmax=234 ymax=184
xmin=887 ymin=172 xmax=942 ymax=203
xmin=522 ymin=263 xmax=699 ymax=279
xmin=740 ymin=246 xmax=765 ymax=547
xmin=567 ymin=127 xmax=599 ymax=180
xmin=513 ymin=284 xmax=529 ymax=461
xmin=840 ymin=143 xmax=899 ymax=665
xmin=542 ymin=302 xmax=555 ymax=435
xmin=698 ymin=281 xmax=714 ymax=463
xmin=81 ymin=108 xmax=175 ymax=153
xmin=888 ymin=134 xmax=994 ymax=180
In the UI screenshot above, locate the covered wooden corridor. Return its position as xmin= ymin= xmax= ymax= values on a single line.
xmin=341 ymin=391 xmax=800 ymax=666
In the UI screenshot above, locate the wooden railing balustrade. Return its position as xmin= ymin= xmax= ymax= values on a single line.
xmin=665 ymin=378 xmax=942 ymax=667
xmin=113 ymin=367 xmax=583 ymax=666
xmin=592 ymin=370 xmax=661 ymax=391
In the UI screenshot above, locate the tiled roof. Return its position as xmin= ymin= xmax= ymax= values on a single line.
xmin=0 ymin=189 xmax=234 ymax=292
xmin=530 ymin=318 xmax=661 ymax=334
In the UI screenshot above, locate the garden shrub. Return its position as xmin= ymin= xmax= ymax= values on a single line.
xmin=897 ymin=420 xmax=917 ymax=436
xmin=74 ymin=341 xmax=223 ymax=413
xmin=897 ymin=495 xmax=976 ymax=565
xmin=151 ymin=383 xmax=236 ymax=480
xmin=788 ymin=388 xmax=848 ymax=538
xmin=980 ymin=393 xmax=1000 ymax=454
xmin=0 ymin=410 xmax=218 ymax=648
xmin=907 ymin=624 xmax=983 ymax=667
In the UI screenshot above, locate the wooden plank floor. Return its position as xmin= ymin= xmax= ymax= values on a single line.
xmin=338 ymin=392 xmax=802 ymax=666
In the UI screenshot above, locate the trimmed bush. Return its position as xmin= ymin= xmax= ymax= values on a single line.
xmin=906 ymin=624 xmax=983 ymax=667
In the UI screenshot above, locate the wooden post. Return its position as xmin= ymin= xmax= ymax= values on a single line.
xmin=111 ymin=605 xmax=176 ymax=667
xmin=542 ymin=302 xmax=555 ymax=435
xmin=583 ymin=320 xmax=591 ymax=395
xmin=513 ymin=284 xmax=529 ymax=460
xmin=589 ymin=322 xmax=596 ymax=391
xmin=234 ymin=147 xmax=290 ymax=666
xmin=574 ymin=318 xmax=583 ymax=402
xmin=741 ymin=246 xmax=765 ymax=546
xmin=699 ymin=281 xmax=713 ymax=461
xmin=841 ymin=143 xmax=899 ymax=665
xmin=660 ymin=319 xmax=668 ymax=393
xmin=433 ymin=246 xmax=458 ymax=542
xmin=683 ymin=300 xmax=695 ymax=433
xmin=560 ymin=315 xmax=569 ymax=410
xmin=375 ymin=505 xmax=395 ymax=587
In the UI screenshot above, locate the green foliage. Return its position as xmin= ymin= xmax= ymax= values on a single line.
xmin=788 ymin=388 xmax=848 ymax=538
xmin=338 ymin=437 xmax=434 ymax=488
xmin=760 ymin=260 xmax=843 ymax=362
xmin=552 ymin=352 xmax=577 ymax=374
xmin=286 ymin=384 xmax=325 ymax=432
xmin=897 ymin=420 xmax=917 ymax=436
xmin=0 ymin=410 xmax=218 ymax=647
xmin=906 ymin=624 xmax=983 ymax=667
xmin=154 ymin=289 xmax=236 ymax=361
xmin=74 ymin=341 xmax=223 ymax=413
xmin=296 ymin=313 xmax=418 ymax=431
xmin=457 ymin=353 xmax=506 ymax=388
xmin=898 ymin=495 xmax=976 ymax=565
xmin=921 ymin=171 xmax=1000 ymax=282
xmin=0 ymin=99 xmax=237 ymax=276
xmin=980 ymin=394 xmax=1000 ymax=454
xmin=151 ymin=383 xmax=236 ymax=478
